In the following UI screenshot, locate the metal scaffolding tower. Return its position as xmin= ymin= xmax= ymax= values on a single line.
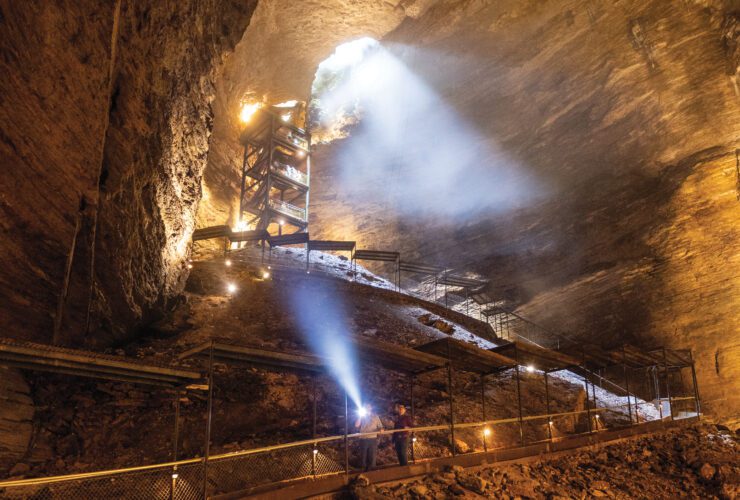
xmin=238 ymin=105 xmax=310 ymax=235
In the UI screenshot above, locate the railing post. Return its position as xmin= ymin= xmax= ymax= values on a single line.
xmin=410 ymin=374 xmax=416 ymax=464
xmin=344 ymin=391 xmax=349 ymax=474
xmin=170 ymin=390 xmax=181 ymax=500
xmin=654 ymin=366 xmax=663 ymax=420
xmin=544 ymin=371 xmax=552 ymax=442
xmin=663 ymin=348 xmax=673 ymax=420
xmin=481 ymin=374 xmax=488 ymax=452
xmin=311 ymin=376 xmax=317 ymax=477
xmin=447 ymin=363 xmax=456 ymax=456
xmin=689 ymin=350 xmax=701 ymax=420
xmin=202 ymin=342 xmax=215 ymax=499
xmin=622 ymin=345 xmax=633 ymax=424
xmin=514 ymin=347 xmax=525 ymax=447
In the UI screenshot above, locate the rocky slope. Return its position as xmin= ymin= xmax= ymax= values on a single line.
xmin=2 ymin=250 xmax=592 ymax=479
xmin=356 ymin=424 xmax=739 ymax=499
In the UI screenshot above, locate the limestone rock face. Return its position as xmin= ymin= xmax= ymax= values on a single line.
xmin=192 ymin=1 xmax=739 ymax=423
xmin=0 ymin=1 xmax=255 ymax=346
xmin=0 ymin=368 xmax=33 ymax=473
xmin=307 ymin=1 xmax=740 ymax=424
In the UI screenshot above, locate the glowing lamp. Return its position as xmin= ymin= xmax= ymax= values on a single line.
xmin=187 ymin=264 xmax=193 ymax=269
xmin=526 ymin=365 xmax=535 ymax=373
xmin=357 ymin=407 xmax=367 ymax=418
xmin=312 ymin=448 xmax=318 ymax=455
xmin=296 ymin=150 xmax=306 ymax=158
xmin=595 ymin=414 xmax=600 ymax=419
xmin=227 ymin=283 xmax=237 ymax=294
xmin=262 ymin=271 xmax=270 ymax=279
xmin=412 ymin=437 xmax=417 ymax=443
xmin=267 ymin=265 xmax=272 ymax=270
xmin=278 ymin=219 xmax=285 ymax=226
xmin=548 ymin=420 xmax=554 ymax=426
xmin=225 ymin=259 xmax=232 ymax=267
xmin=281 ymin=113 xmax=292 ymax=122
xmin=483 ymin=427 xmax=491 ymax=437
xmin=239 ymin=102 xmax=261 ymax=123
xmin=172 ymin=473 xmax=179 ymax=479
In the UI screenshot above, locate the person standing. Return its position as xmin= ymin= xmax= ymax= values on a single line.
xmin=392 ymin=402 xmax=413 ymax=466
xmin=354 ymin=403 xmax=383 ymax=471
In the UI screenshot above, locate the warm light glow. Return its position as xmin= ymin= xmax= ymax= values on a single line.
xmin=267 ymin=265 xmax=272 ymax=270
xmin=312 ymin=448 xmax=318 ymax=455
xmin=172 ymin=473 xmax=179 ymax=479
xmin=595 ymin=414 xmax=600 ymax=419
xmin=278 ymin=219 xmax=285 ymax=226
xmin=526 ymin=365 xmax=535 ymax=373
xmin=281 ymin=113 xmax=292 ymax=122
xmin=296 ymin=150 xmax=306 ymax=158
xmin=187 ymin=263 xmax=193 ymax=269
xmin=227 ymin=283 xmax=237 ymax=294
xmin=412 ymin=437 xmax=417 ymax=442
xmin=483 ymin=427 xmax=491 ymax=437
xmin=262 ymin=271 xmax=270 ymax=279
xmin=225 ymin=259 xmax=232 ymax=267
xmin=274 ymin=100 xmax=298 ymax=108
xmin=548 ymin=420 xmax=553 ymax=425
xmin=357 ymin=406 xmax=367 ymax=418
xmin=239 ymin=102 xmax=261 ymax=123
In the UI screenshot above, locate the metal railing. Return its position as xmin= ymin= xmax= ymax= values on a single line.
xmin=0 ymin=406 xmax=646 ymax=499
xmin=271 ymin=162 xmax=308 ymax=186
xmin=268 ymin=198 xmax=306 ymax=220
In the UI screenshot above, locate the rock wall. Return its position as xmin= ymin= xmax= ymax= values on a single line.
xmin=306 ymin=0 xmax=740 ymax=424
xmin=0 ymin=368 xmax=33 ymax=474
xmin=0 ymin=1 xmax=256 ymax=346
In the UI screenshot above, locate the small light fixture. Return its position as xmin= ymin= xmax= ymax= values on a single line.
xmin=296 ymin=150 xmax=306 ymax=158
xmin=412 ymin=437 xmax=417 ymax=443
xmin=281 ymin=113 xmax=292 ymax=122
xmin=595 ymin=414 xmax=600 ymax=419
xmin=278 ymin=219 xmax=285 ymax=226
xmin=172 ymin=473 xmax=179 ymax=479
xmin=187 ymin=263 xmax=193 ymax=269
xmin=483 ymin=427 xmax=491 ymax=437
xmin=526 ymin=365 xmax=535 ymax=373
xmin=225 ymin=259 xmax=232 ymax=267
xmin=227 ymin=283 xmax=237 ymax=294
xmin=357 ymin=407 xmax=367 ymax=417
xmin=548 ymin=420 xmax=553 ymax=426
xmin=267 ymin=265 xmax=272 ymax=270
xmin=312 ymin=448 xmax=318 ymax=455
xmin=306 ymin=270 xmax=310 ymax=274
xmin=262 ymin=271 xmax=270 ymax=279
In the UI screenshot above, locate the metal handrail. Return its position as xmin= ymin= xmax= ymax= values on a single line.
xmin=0 ymin=407 xmax=614 ymax=489
xmin=268 ymin=198 xmax=306 ymax=220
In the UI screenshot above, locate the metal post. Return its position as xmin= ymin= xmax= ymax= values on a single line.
xmin=481 ymin=374 xmax=488 ymax=452
xmin=584 ymin=377 xmax=593 ymax=433
xmin=663 ymin=348 xmax=673 ymax=420
xmin=410 ymin=374 xmax=416 ymax=464
xmin=202 ymin=342 xmax=215 ymax=498
xmin=311 ymin=376 xmax=317 ymax=477
xmin=514 ymin=364 xmax=525 ymax=446
xmin=447 ymin=363 xmax=456 ymax=456
xmin=689 ymin=351 xmax=701 ymax=420
xmin=173 ymin=393 xmax=181 ymax=461
xmin=655 ymin=367 xmax=663 ymax=420
xmin=622 ymin=345 xmax=633 ymax=424
xmin=170 ymin=391 xmax=181 ymax=500
xmin=544 ymin=371 xmax=552 ymax=442
xmin=344 ymin=391 xmax=349 ymax=474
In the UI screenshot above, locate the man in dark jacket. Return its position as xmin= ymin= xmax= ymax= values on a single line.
xmin=392 ymin=402 xmax=413 ymax=466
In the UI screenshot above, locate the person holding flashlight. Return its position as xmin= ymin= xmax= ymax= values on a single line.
xmin=354 ymin=403 xmax=383 ymax=471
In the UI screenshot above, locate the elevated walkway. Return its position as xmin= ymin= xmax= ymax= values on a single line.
xmin=0 ymin=337 xmax=203 ymax=388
